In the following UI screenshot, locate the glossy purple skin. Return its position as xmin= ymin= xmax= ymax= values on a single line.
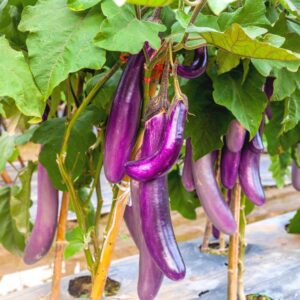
xmin=139 ymin=112 xmax=186 ymax=281
xmin=292 ymin=161 xmax=300 ymax=191
xmin=177 ymin=47 xmax=207 ymax=79
xmin=182 ymin=137 xmax=195 ymax=192
xmin=239 ymin=145 xmax=265 ymax=206
xmin=212 ymin=226 xmax=220 ymax=239
xmin=226 ymin=120 xmax=246 ymax=153
xmin=221 ymin=146 xmax=241 ymax=190
xmin=124 ymin=180 xmax=163 ymax=300
xmin=192 ymin=153 xmax=237 ymax=235
xmin=249 ymin=132 xmax=264 ymax=153
xmin=264 ymin=77 xmax=275 ymax=100
xmin=126 ymin=101 xmax=187 ymax=182
xmin=104 ymin=52 xmax=145 ymax=183
xmin=23 ymin=162 xmax=59 ymax=264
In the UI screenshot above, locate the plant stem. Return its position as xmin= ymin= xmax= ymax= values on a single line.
xmin=50 ymin=192 xmax=70 ymax=300
xmin=238 ymin=194 xmax=247 ymax=300
xmin=90 ymin=181 xmax=129 ymax=300
xmin=173 ymin=0 xmax=207 ymax=52
xmin=227 ymin=182 xmax=241 ymax=300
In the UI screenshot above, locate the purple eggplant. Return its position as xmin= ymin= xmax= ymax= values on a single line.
xmin=124 ymin=179 xmax=164 ymax=300
xmin=239 ymin=142 xmax=265 ymax=206
xmin=125 ymin=100 xmax=187 ymax=182
xmin=104 ymin=51 xmax=145 ymax=183
xmin=264 ymin=77 xmax=275 ymax=120
xmin=220 ymin=146 xmax=241 ymax=190
xmin=182 ymin=137 xmax=195 ymax=192
xmin=177 ymin=47 xmax=207 ymax=79
xmin=23 ymin=162 xmax=59 ymax=264
xmin=249 ymin=132 xmax=264 ymax=153
xmin=212 ymin=226 xmax=220 ymax=239
xmin=192 ymin=153 xmax=237 ymax=235
xmin=226 ymin=120 xmax=246 ymax=153
xmin=292 ymin=161 xmax=300 ymax=191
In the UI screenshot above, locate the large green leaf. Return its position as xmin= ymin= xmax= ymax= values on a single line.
xmin=0 ymin=186 xmax=25 ymax=255
xmin=0 ymin=132 xmax=16 ymax=172
xmin=216 ymin=50 xmax=240 ymax=75
xmin=188 ymin=23 xmax=300 ymax=61
xmin=168 ymin=169 xmax=199 ymax=220
xmin=19 ymin=0 xmax=106 ymax=99
xmin=0 ymin=37 xmax=43 ymax=117
xmin=217 ymin=0 xmax=270 ymax=30
xmin=31 ymin=105 xmax=106 ymax=190
xmin=67 ymin=0 xmax=102 ymax=11
xmin=210 ymin=66 xmax=267 ymax=138
xmin=10 ymin=161 xmax=36 ymax=235
xmin=94 ymin=0 xmax=166 ymax=53
xmin=183 ymin=75 xmax=232 ymax=160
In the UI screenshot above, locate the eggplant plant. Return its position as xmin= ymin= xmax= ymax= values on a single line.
xmin=0 ymin=0 xmax=300 ymax=300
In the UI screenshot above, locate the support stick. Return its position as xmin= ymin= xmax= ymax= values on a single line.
xmin=227 ymin=182 xmax=241 ymax=300
xmin=50 ymin=192 xmax=70 ymax=300
xmin=201 ymin=219 xmax=212 ymax=251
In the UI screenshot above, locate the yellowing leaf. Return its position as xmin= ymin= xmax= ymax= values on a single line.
xmin=188 ymin=23 xmax=300 ymax=61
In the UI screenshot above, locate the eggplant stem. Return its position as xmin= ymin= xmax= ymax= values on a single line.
xmin=227 ymin=182 xmax=241 ymax=300
xmin=173 ymin=0 xmax=207 ymax=52
xmin=238 ymin=194 xmax=247 ymax=300
xmin=50 ymin=192 xmax=70 ymax=300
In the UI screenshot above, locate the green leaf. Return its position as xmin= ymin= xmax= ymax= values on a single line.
xmin=281 ymin=89 xmax=300 ymax=132
xmin=207 ymin=0 xmax=236 ymax=15
xmin=217 ymin=0 xmax=270 ymax=30
xmin=10 ymin=161 xmax=36 ymax=235
xmin=273 ymin=68 xmax=300 ymax=101
xmin=64 ymin=226 xmax=85 ymax=259
xmin=168 ymin=169 xmax=199 ymax=220
xmin=269 ymin=153 xmax=291 ymax=188
xmin=288 ymin=209 xmax=300 ymax=234
xmin=279 ymin=0 xmax=300 ymax=20
xmin=216 ymin=50 xmax=240 ymax=75
xmin=19 ymin=0 xmax=106 ymax=99
xmin=67 ymin=0 xmax=102 ymax=11
xmin=126 ymin=0 xmax=174 ymax=6
xmin=0 ymin=36 xmax=43 ymax=117
xmin=31 ymin=105 xmax=105 ymax=190
xmin=210 ymin=66 xmax=267 ymax=138
xmin=0 ymin=132 xmax=16 ymax=172
xmin=0 ymin=186 xmax=25 ymax=255
xmin=188 ymin=23 xmax=300 ymax=61
xmin=15 ymin=126 xmax=38 ymax=145
xmin=94 ymin=0 xmax=165 ymax=53
xmin=183 ymin=75 xmax=232 ymax=160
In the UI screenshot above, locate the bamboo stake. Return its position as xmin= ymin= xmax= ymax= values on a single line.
xmin=238 ymin=195 xmax=247 ymax=300
xmin=90 ymin=179 xmax=129 ymax=300
xmin=201 ymin=219 xmax=212 ymax=251
xmin=227 ymin=182 xmax=241 ymax=300
xmin=50 ymin=192 xmax=70 ymax=300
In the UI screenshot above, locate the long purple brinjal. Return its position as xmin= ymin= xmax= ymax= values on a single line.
xmin=124 ymin=179 xmax=164 ymax=300
xmin=104 ymin=51 xmax=145 ymax=183
xmin=182 ymin=137 xmax=195 ymax=192
xmin=220 ymin=146 xmax=241 ymax=190
xmin=192 ymin=153 xmax=237 ymax=235
xmin=23 ymin=162 xmax=59 ymax=264
xmin=226 ymin=120 xmax=246 ymax=153
xmin=239 ymin=134 xmax=265 ymax=206
xmin=177 ymin=47 xmax=207 ymax=79
xmin=291 ymin=144 xmax=300 ymax=191
xmin=125 ymin=100 xmax=187 ymax=182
